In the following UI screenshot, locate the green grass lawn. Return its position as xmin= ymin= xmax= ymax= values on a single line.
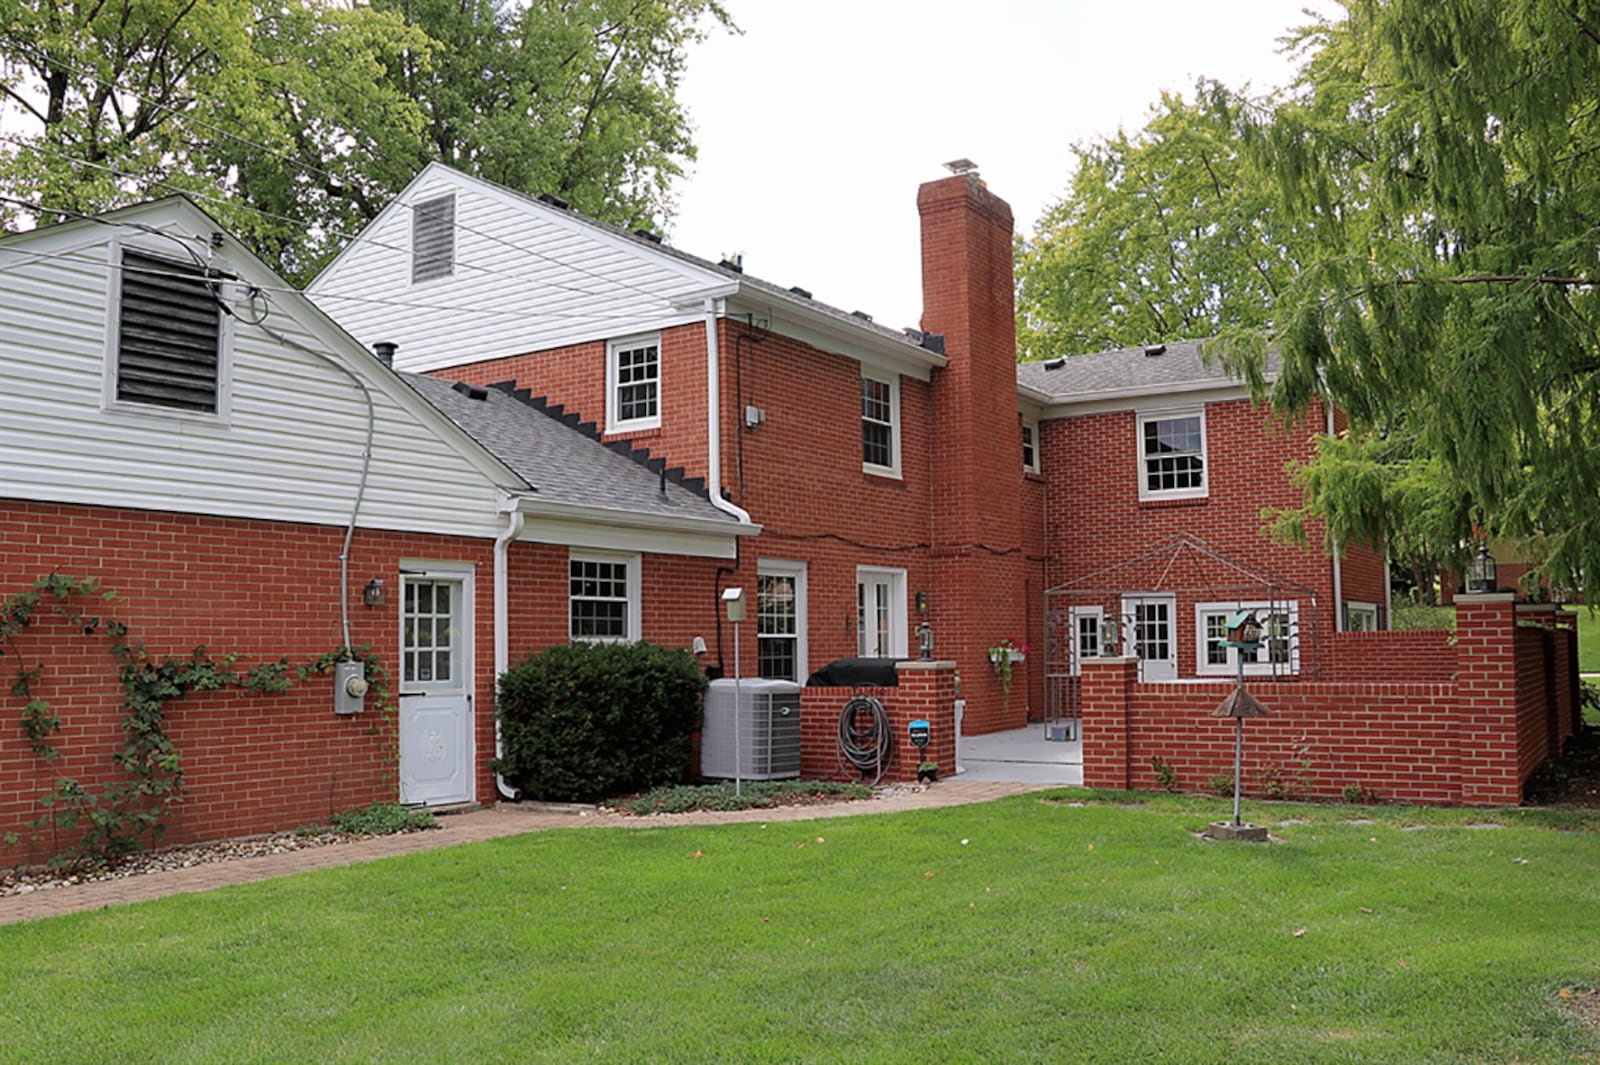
xmin=3 ymin=793 xmax=1599 ymax=1064
xmin=1575 ymin=608 xmax=1600 ymax=675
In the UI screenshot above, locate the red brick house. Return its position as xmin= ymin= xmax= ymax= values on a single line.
xmin=0 ymin=197 xmax=754 ymax=858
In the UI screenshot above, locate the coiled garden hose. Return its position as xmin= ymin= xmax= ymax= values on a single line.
xmin=837 ymin=695 xmax=894 ymax=785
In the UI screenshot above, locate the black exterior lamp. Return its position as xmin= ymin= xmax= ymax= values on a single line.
xmin=1467 ymin=542 xmax=1497 ymax=594
xmin=916 ymin=619 xmax=935 ymax=660
xmin=362 ymin=578 xmax=387 ymax=608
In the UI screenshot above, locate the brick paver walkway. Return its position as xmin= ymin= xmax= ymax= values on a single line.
xmin=0 ymin=781 xmax=1050 ymax=927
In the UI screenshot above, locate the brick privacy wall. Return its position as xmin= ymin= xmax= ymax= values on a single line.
xmin=1080 ymin=596 xmax=1577 ymax=805
xmin=1324 ymin=630 xmax=1456 ymax=684
xmin=798 ymin=661 xmax=957 ymax=783
xmin=427 ymin=177 xmax=1045 ymax=738
xmin=1 ymin=501 xmax=730 ymax=859
xmin=1042 ymin=399 xmax=1346 ymax=676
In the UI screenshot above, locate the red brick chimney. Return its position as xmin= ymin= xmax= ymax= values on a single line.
xmin=918 ymin=169 xmax=1029 ymax=734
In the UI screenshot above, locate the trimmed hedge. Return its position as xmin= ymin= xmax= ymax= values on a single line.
xmin=495 ymin=641 xmax=708 ymax=802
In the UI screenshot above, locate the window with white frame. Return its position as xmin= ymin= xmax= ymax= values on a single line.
xmin=757 ymin=560 xmax=807 ymax=681
xmin=1345 ymin=602 xmax=1379 ymax=632
xmin=1022 ymin=417 xmax=1040 ymax=473
xmin=856 ymin=566 xmax=907 ymax=657
xmin=411 ymin=193 xmax=456 ymax=283
xmin=1068 ymin=606 xmax=1103 ymax=674
xmin=606 ymin=334 xmax=661 ymax=432
xmin=1138 ymin=408 xmax=1207 ymax=499
xmin=569 ymin=551 xmax=640 ymax=642
xmin=1195 ymin=601 xmax=1299 ymax=676
xmin=861 ymin=373 xmax=900 ymax=476
xmin=113 ymin=249 xmax=225 ymax=414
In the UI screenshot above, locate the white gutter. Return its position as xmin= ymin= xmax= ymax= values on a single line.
xmin=703 ymin=297 xmax=754 ymax=524
xmin=492 ymin=498 xmax=527 ymax=800
xmin=1327 ymin=398 xmax=1343 ymax=631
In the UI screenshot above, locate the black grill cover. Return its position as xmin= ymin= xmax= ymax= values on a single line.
xmin=804 ymin=657 xmax=901 ymax=687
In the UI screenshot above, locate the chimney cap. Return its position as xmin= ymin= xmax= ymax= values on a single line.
xmin=943 ymin=158 xmax=979 ymax=175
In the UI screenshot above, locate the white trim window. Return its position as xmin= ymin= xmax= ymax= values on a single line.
xmin=1068 ymin=605 xmax=1103 ymax=675
xmin=856 ymin=566 xmax=907 ymax=657
xmin=1345 ymin=602 xmax=1380 ymax=632
xmin=1022 ymin=417 xmax=1040 ymax=473
xmin=569 ymin=550 xmax=641 ymax=642
xmin=757 ymin=559 xmax=807 ymax=682
xmin=1195 ymin=600 xmax=1300 ymax=676
xmin=1138 ymin=408 xmax=1207 ymax=500
xmin=606 ymin=334 xmax=661 ymax=433
xmin=861 ymin=372 xmax=901 ymax=477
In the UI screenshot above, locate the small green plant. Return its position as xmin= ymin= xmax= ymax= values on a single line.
xmin=330 ymin=803 xmax=436 ymax=835
xmin=1149 ymin=755 xmax=1179 ymax=792
xmin=613 ymin=780 xmax=870 ymax=815
xmin=1342 ymin=783 xmax=1379 ymax=804
xmin=1208 ymin=773 xmax=1235 ymax=798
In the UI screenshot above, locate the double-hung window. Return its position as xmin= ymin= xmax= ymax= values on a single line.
xmin=1138 ymin=408 xmax=1207 ymax=500
xmin=757 ymin=560 xmax=807 ymax=681
xmin=569 ymin=551 xmax=640 ymax=642
xmin=1022 ymin=418 xmax=1040 ymax=473
xmin=607 ymin=334 xmax=661 ymax=432
xmin=1195 ymin=600 xmax=1299 ymax=676
xmin=861 ymin=373 xmax=900 ymax=476
xmin=112 ymin=249 xmax=225 ymax=414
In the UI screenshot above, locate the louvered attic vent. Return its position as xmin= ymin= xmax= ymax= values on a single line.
xmin=412 ymin=193 xmax=456 ymax=282
xmin=116 ymin=250 xmax=221 ymax=413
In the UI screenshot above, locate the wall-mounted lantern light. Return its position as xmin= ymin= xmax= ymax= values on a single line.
xmin=1467 ymin=542 xmax=1497 ymax=594
xmin=362 ymin=578 xmax=386 ymax=608
xmin=915 ymin=590 xmax=929 ymax=614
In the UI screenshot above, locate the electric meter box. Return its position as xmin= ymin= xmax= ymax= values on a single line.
xmin=700 ymin=678 xmax=802 ymax=780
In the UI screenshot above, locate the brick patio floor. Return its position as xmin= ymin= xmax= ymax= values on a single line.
xmin=0 ymin=780 xmax=1051 ymax=926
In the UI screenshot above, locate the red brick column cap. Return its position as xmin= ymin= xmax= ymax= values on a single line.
xmin=1456 ymin=593 xmax=1516 ymax=604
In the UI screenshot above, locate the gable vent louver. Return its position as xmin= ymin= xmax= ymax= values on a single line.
xmin=411 ymin=193 xmax=456 ymax=283
xmin=116 ymin=250 xmax=221 ymax=413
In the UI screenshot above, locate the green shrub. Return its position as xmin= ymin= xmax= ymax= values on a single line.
xmin=331 ymin=803 xmax=436 ymax=835
xmin=614 ymin=780 xmax=871 ymax=815
xmin=496 ymin=641 xmax=708 ymax=802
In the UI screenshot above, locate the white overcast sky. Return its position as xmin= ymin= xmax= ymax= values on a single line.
xmin=669 ymin=0 xmax=1324 ymax=333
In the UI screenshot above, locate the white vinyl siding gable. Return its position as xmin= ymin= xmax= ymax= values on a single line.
xmin=0 ymin=210 xmax=515 ymax=540
xmin=308 ymin=167 xmax=716 ymax=373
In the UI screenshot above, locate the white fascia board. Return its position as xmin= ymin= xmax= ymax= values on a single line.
xmin=1017 ymin=382 xmax=1053 ymax=405
xmin=513 ymin=497 xmax=759 ymax=558
xmin=727 ymin=292 xmax=945 ymax=380
xmin=1038 ymin=383 xmax=1258 ymax=421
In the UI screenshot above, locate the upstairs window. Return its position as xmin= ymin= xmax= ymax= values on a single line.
xmin=606 ymin=334 xmax=661 ymax=432
xmin=115 ymin=250 xmax=222 ymax=414
xmin=411 ymin=193 xmax=456 ymax=283
xmin=861 ymin=373 xmax=899 ymax=476
xmin=1138 ymin=409 xmax=1207 ymax=499
xmin=1022 ymin=418 xmax=1040 ymax=473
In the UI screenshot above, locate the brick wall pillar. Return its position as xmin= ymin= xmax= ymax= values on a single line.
xmin=1455 ymin=593 xmax=1519 ymax=804
xmin=1080 ymin=656 xmax=1139 ymax=789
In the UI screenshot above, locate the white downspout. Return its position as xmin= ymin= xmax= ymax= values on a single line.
xmin=1327 ymin=398 xmax=1343 ymax=631
xmin=704 ymin=297 xmax=753 ymax=524
xmin=492 ymin=502 xmax=526 ymax=800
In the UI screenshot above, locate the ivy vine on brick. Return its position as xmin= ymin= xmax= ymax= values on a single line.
xmin=1 ymin=574 xmax=314 ymax=870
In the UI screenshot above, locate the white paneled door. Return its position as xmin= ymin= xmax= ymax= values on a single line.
xmin=398 ymin=570 xmax=473 ymax=805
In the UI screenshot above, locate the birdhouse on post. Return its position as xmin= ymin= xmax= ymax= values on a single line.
xmin=1223 ymin=610 xmax=1262 ymax=650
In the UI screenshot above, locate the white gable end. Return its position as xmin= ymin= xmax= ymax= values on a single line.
xmin=0 ymin=200 xmax=520 ymax=540
xmin=307 ymin=165 xmax=722 ymax=373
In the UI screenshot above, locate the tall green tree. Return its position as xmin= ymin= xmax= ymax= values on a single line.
xmin=0 ymin=0 xmax=731 ymax=278
xmin=1220 ymin=0 xmax=1600 ymax=591
xmin=1015 ymin=86 xmax=1301 ymax=359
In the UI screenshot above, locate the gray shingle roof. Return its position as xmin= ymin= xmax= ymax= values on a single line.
xmin=401 ymin=373 xmax=740 ymax=525
xmin=1016 ymin=339 xmax=1278 ymax=403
